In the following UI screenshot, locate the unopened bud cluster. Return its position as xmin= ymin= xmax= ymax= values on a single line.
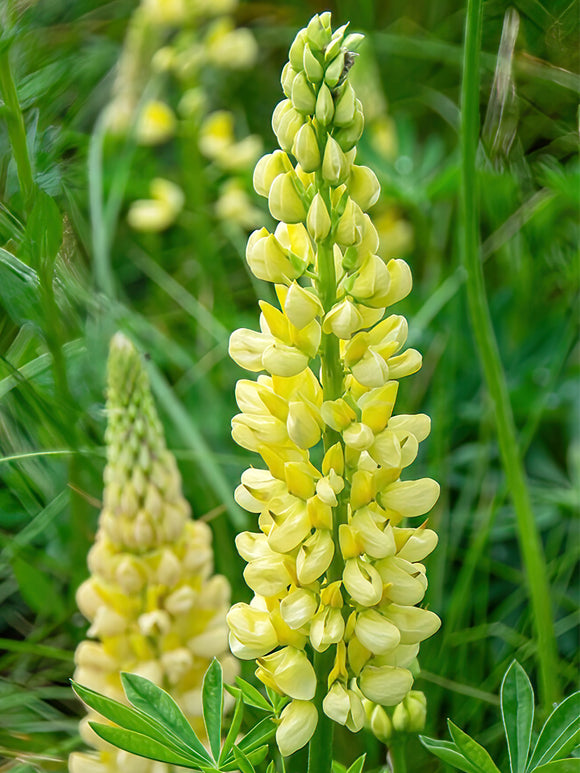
xmin=70 ymin=334 xmax=236 ymax=773
xmin=106 ymin=0 xmax=261 ymax=232
xmin=227 ymin=13 xmax=440 ymax=758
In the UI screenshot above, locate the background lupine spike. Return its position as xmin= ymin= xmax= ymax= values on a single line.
xmin=227 ymin=12 xmax=440 ymax=759
xmin=70 ymin=333 xmax=237 ymax=773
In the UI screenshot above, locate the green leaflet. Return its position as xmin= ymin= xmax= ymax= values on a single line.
xmin=502 ymin=661 xmax=534 ymax=773
xmin=527 ymin=692 xmax=580 ymax=769
xmin=89 ymin=723 xmax=201 ymax=768
xmin=419 ymin=735 xmax=482 ymax=773
xmin=203 ymin=659 xmax=224 ymax=762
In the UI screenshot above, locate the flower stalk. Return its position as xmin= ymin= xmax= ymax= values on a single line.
xmin=228 ymin=12 xmax=441 ymax=765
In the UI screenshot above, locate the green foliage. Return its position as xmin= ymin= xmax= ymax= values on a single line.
xmin=72 ymin=659 xmax=276 ymax=772
xmin=420 ymin=661 xmax=580 ymax=772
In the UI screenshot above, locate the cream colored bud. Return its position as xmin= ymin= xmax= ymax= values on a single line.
xmin=334 ymin=105 xmax=364 ymax=151
xmin=381 ymin=478 xmax=440 ymax=518
xmin=306 ymin=14 xmax=331 ymax=50
xmin=138 ymin=610 xmax=171 ymax=637
xmin=293 ymin=123 xmax=321 ymax=172
xmin=310 ymin=606 xmax=345 ymax=652
xmin=322 ymin=442 xmax=345 ymax=476
xmin=281 ymin=62 xmax=297 ymax=98
xmin=276 ymin=700 xmax=318 ymax=757
xmin=315 ymin=83 xmax=334 ymax=125
xmin=334 ymin=82 xmax=356 ymax=127
xmin=394 ymin=527 xmax=438 ymax=562
xmin=262 ymin=341 xmax=310 ymax=377
xmin=392 ymin=690 xmax=427 ymax=733
xmin=324 ymin=50 xmax=345 ymax=88
xmin=349 ymin=254 xmax=391 ymax=307
xmin=229 ymin=328 xmax=266 ymax=372
xmin=342 ymin=557 xmax=383 ymax=607
xmin=292 ymin=71 xmax=316 ymax=114
xmin=381 ymin=604 xmax=441 ymax=644
xmin=359 ymin=382 xmax=399 ymax=433
xmin=227 ymin=602 xmax=279 ymax=659
xmin=323 ymin=681 xmax=365 ymax=731
xmin=335 ymin=197 xmax=359 ymax=246
xmin=267 ymin=500 xmax=311 ymax=553
xmin=359 ymin=664 xmax=414 ymax=706
xmin=303 ymin=44 xmax=323 ymax=82
xmin=164 ymin=584 xmax=196 ymax=615
xmin=289 ymin=30 xmax=307 ymax=71
xmin=247 ymin=231 xmax=305 ymax=284
xmin=349 ymin=165 xmax=381 ymax=210
xmin=157 ymin=548 xmax=181 ymax=586
xmin=355 ymin=609 xmax=401 ymax=654
xmin=253 ymin=151 xmax=291 ymax=197
xmin=269 ymin=173 xmax=307 ymax=224
xmin=284 ymin=282 xmax=323 ymax=329
xmin=74 ymin=641 xmax=116 ymax=672
xmin=351 ymin=507 xmax=396 ymax=559
xmin=280 ymin=588 xmax=319 ymax=629
xmin=369 ymin=429 xmax=401 ymax=470
xmin=388 ymin=349 xmax=423 ymax=379
xmin=376 ymin=556 xmax=427 ymax=605
xmin=235 ymin=531 xmax=271 ymax=562
xmin=320 ymin=398 xmax=356 ymax=431
xmin=351 ymin=350 xmax=390 ymax=388
xmin=306 ymin=192 xmax=331 ymax=241
xmin=257 ymin=646 xmax=316 ymax=700
xmin=87 ymin=606 xmax=127 ymax=638
xmin=274 ymin=103 xmax=305 ymax=153
xmin=322 ymin=136 xmax=349 ymax=185
xmin=322 ymin=298 xmax=363 ymax=339
xmin=349 ymin=469 xmax=375 ymax=510
xmin=161 ymin=647 xmax=193 ymax=684
xmin=383 ymin=258 xmax=413 ymax=306
xmin=343 ymin=422 xmax=374 ymax=451
xmin=296 ymin=529 xmax=334 ymax=584
xmin=287 ymin=400 xmax=322 ymax=449
xmin=244 ymin=554 xmax=294 ymax=596
xmin=370 ymin=704 xmax=393 ymax=742
xmin=75 ymin=579 xmax=102 ymax=620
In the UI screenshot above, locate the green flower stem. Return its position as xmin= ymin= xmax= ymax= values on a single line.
xmin=308 ymin=648 xmax=335 ymax=773
xmin=389 ymin=738 xmax=407 ymax=773
xmin=0 ymin=47 xmax=35 ymax=210
xmin=460 ymin=0 xmax=559 ymax=709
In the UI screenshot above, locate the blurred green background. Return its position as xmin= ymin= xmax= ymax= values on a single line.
xmin=0 ymin=0 xmax=577 ymax=770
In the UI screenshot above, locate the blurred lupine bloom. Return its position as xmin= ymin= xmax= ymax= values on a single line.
xmin=104 ymin=0 xmax=261 ymax=232
xmin=227 ymin=13 xmax=440 ymax=757
xmin=70 ymin=334 xmax=236 ymax=773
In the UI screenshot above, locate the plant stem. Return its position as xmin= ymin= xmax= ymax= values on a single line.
xmin=389 ymin=738 xmax=407 ymax=773
xmin=460 ymin=0 xmax=559 ymax=708
xmin=0 ymin=46 xmax=35 ymax=210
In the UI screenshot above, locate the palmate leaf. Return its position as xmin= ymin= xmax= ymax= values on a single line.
xmin=420 ymin=735 xmax=481 ymax=773
xmin=203 ymin=658 xmax=224 ymax=761
xmin=502 ymin=661 xmax=534 ymax=773
xmin=527 ymin=692 xmax=580 ymax=769
xmin=120 ymin=672 xmax=212 ymax=764
xmin=236 ymin=717 xmax=277 ymax=754
xmin=233 ymin=676 xmax=273 ymax=711
xmin=218 ymin=695 xmax=244 ymax=765
xmin=72 ymin=680 xmax=209 ymax=766
xmin=447 ymin=722 xmax=502 ymax=773
xmin=89 ymin=723 xmax=201 ymax=768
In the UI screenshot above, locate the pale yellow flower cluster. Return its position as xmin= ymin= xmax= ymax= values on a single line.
xmin=104 ymin=0 xmax=261 ymax=232
xmin=70 ymin=334 xmax=236 ymax=773
xmin=227 ymin=13 xmax=440 ymax=757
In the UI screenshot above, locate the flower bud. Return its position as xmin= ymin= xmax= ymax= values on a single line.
xmin=323 ymin=682 xmax=365 ymax=731
xmin=280 ymin=588 xmax=319 ymax=629
xmin=376 ymin=556 xmax=427 ymax=605
xmin=324 ymin=50 xmax=345 ymax=88
xmin=310 ymin=606 xmax=345 ymax=652
xmin=307 ymin=192 xmax=331 ymax=241
xmin=292 ymin=71 xmax=316 ymax=114
xmin=394 ymin=526 xmax=438 ymax=562
xmin=322 ymin=298 xmax=363 ymax=339
xmin=274 ymin=103 xmax=305 ymax=153
xmin=296 ymin=529 xmax=334 ymax=584
xmin=303 ymin=43 xmax=324 ymax=82
xmin=289 ymin=30 xmax=307 ymax=71
xmin=370 ymin=704 xmax=393 ymax=742
xmin=287 ymin=400 xmax=322 ymax=448
xmin=392 ymin=690 xmax=427 ymax=733
xmin=322 ymin=136 xmax=349 ymax=185
xmin=253 ymin=150 xmax=291 ymax=197
xmin=355 ymin=609 xmax=401 ymax=654
xmin=343 ymin=422 xmax=374 ymax=451
xmin=344 ymin=32 xmax=365 ymax=51
xmin=284 ymin=282 xmax=323 ymax=329
xmin=342 ymin=557 xmax=383 ymax=606
xmin=268 ymin=173 xmax=307 ymax=224
xmin=243 ymin=554 xmax=294 ymax=596
xmin=349 ymin=165 xmax=381 ymax=210
xmin=381 ymin=478 xmax=440 ymax=518
xmin=334 ymin=105 xmax=364 ymax=151
xmin=359 ymin=381 xmax=399 ymax=433
xmin=315 ymin=83 xmax=334 ymax=125
xmin=306 ymin=14 xmax=331 ymax=50
xmin=281 ymin=62 xmax=297 ymax=98
xmin=257 ymin=646 xmax=316 ymax=700
xmin=293 ymin=123 xmax=321 ymax=172
xmin=381 ymin=604 xmax=441 ymax=645
xmin=276 ymin=700 xmax=318 ymax=757
xmin=359 ymin=664 xmax=414 ymax=706
xmin=351 ymin=507 xmax=396 ymax=559
xmin=227 ymin=602 xmax=279 ymax=659
xmin=334 ymin=82 xmax=356 ymax=127
xmin=320 ymin=398 xmax=356 ymax=431
xmin=322 ymin=442 xmax=345 ymax=476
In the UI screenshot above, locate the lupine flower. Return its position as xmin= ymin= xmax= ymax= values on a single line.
xmin=227 ymin=12 xmax=440 ymax=756
xmin=70 ymin=333 xmax=236 ymax=773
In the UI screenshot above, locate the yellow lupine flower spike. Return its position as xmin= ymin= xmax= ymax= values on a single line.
xmin=70 ymin=333 xmax=237 ymax=773
xmin=227 ymin=12 xmax=441 ymax=758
